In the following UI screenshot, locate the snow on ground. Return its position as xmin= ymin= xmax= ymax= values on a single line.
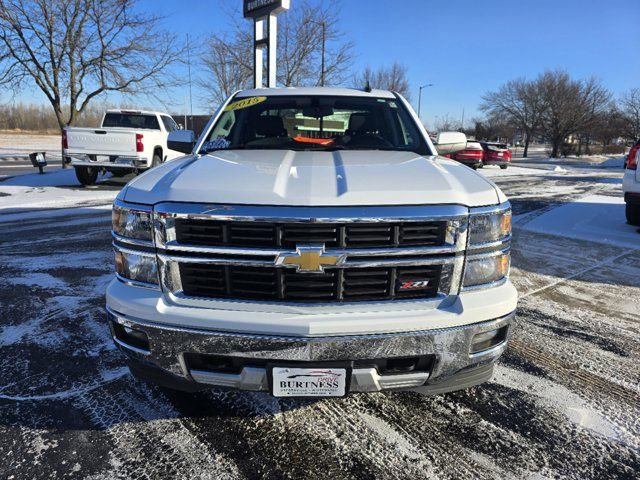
xmin=521 ymin=194 xmax=638 ymax=249
xmin=0 ymin=168 xmax=116 ymax=213
xmin=0 ymin=156 xmax=638 ymax=479
xmin=480 ymin=165 xmax=550 ymax=177
xmin=0 ymin=133 xmax=61 ymax=157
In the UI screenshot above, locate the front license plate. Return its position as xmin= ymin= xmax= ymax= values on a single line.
xmin=271 ymin=367 xmax=348 ymax=397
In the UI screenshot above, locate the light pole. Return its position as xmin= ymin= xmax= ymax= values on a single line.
xmin=306 ymin=19 xmax=326 ymax=86
xmin=418 ymin=83 xmax=434 ymax=118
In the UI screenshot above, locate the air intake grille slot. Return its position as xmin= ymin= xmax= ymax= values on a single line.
xmin=179 ymin=264 xmax=442 ymax=303
xmin=174 ymin=220 xmax=447 ymax=249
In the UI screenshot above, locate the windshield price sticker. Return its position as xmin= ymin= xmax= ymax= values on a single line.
xmin=224 ymin=96 xmax=267 ymax=112
xmin=272 ymin=367 xmax=347 ymax=397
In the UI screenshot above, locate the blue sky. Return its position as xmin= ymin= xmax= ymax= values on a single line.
xmin=7 ymin=0 xmax=640 ymax=128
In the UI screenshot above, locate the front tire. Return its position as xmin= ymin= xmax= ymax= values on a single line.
xmin=500 ymin=164 xmax=508 ymax=170
xmin=75 ymin=166 xmax=98 ymax=186
xmin=626 ymin=202 xmax=640 ymax=226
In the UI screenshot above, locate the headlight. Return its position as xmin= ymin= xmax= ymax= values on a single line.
xmin=463 ymin=251 xmax=510 ymax=287
xmin=115 ymin=249 xmax=159 ymax=286
xmin=468 ymin=206 xmax=511 ymax=245
xmin=112 ymin=201 xmax=153 ymax=242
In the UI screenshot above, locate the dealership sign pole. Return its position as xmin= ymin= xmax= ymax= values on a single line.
xmin=244 ymin=0 xmax=290 ymax=89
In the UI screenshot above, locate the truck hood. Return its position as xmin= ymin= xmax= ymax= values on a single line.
xmin=122 ymin=150 xmax=501 ymax=207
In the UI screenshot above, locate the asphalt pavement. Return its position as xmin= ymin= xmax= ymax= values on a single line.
xmin=0 ymin=163 xmax=638 ymax=479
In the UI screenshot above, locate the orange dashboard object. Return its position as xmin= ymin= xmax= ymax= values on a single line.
xmin=293 ymin=136 xmax=335 ymax=146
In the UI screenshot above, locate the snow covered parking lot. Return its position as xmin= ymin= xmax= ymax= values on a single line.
xmin=0 ymin=159 xmax=638 ymax=479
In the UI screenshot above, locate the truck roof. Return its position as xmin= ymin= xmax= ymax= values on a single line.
xmin=235 ymin=87 xmax=397 ymax=98
xmin=105 ymin=109 xmax=167 ymax=116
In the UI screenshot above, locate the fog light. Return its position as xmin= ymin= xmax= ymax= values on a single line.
xmin=112 ymin=321 xmax=150 ymax=352
xmin=470 ymin=326 xmax=507 ymax=354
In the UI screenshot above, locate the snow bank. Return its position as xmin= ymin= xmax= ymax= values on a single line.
xmin=520 ymin=195 xmax=639 ymax=249
xmin=480 ymin=166 xmax=548 ymax=178
xmin=0 ymin=133 xmax=61 ymax=157
xmin=0 ymin=168 xmax=115 ymax=213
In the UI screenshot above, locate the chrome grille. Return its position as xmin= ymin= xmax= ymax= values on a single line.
xmin=154 ymin=203 xmax=468 ymax=305
xmin=178 ymin=264 xmax=442 ymax=302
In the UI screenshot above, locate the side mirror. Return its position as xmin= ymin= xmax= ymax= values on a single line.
xmin=434 ymin=131 xmax=467 ymax=155
xmin=168 ymin=130 xmax=195 ymax=154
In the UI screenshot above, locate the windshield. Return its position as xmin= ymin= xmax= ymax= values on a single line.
xmin=200 ymin=95 xmax=431 ymax=154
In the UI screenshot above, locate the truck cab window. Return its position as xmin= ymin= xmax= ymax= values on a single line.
xmin=161 ymin=115 xmax=179 ymax=132
xmin=103 ymin=113 xmax=160 ymax=130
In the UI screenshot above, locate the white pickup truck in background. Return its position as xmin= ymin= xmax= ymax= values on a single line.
xmin=63 ymin=110 xmax=185 ymax=185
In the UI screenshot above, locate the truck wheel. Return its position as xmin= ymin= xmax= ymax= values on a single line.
xmin=75 ymin=166 xmax=98 ymax=186
xmin=626 ymin=202 xmax=640 ymax=226
xmin=500 ymin=165 xmax=508 ymax=170
xmin=151 ymin=153 xmax=162 ymax=168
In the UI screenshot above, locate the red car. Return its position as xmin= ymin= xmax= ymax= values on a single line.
xmin=625 ymin=140 xmax=639 ymax=169
xmin=478 ymin=142 xmax=512 ymax=169
xmin=448 ymin=141 xmax=484 ymax=169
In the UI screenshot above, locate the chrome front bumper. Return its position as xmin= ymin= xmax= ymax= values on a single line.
xmin=107 ymin=308 xmax=514 ymax=393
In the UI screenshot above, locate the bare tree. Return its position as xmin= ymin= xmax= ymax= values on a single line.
xmin=278 ymin=0 xmax=354 ymax=87
xmin=537 ymin=70 xmax=610 ymax=157
xmin=0 ymin=0 xmax=183 ymax=130
xmin=199 ymin=0 xmax=354 ymax=107
xmin=590 ymin=105 xmax=626 ymax=146
xmin=354 ymin=62 xmax=411 ymax=99
xmin=0 ymin=101 xmax=108 ymax=132
xmin=200 ymin=33 xmax=253 ymax=105
xmin=619 ymin=87 xmax=640 ymax=140
xmin=480 ymin=77 xmax=545 ymax=157
xmin=472 ymin=115 xmax=515 ymax=143
xmin=432 ymin=114 xmax=459 ymax=132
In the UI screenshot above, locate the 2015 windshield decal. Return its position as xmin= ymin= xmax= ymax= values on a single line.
xmin=224 ymin=96 xmax=267 ymax=112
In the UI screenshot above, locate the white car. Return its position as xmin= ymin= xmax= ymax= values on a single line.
xmin=623 ymin=144 xmax=640 ymax=225
xmin=63 ymin=110 xmax=186 ymax=185
xmin=106 ymin=87 xmax=517 ymax=397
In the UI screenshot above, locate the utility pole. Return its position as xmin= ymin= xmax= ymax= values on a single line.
xmin=461 ymin=107 xmax=465 ymax=130
xmin=418 ymin=83 xmax=434 ymax=118
xmin=186 ymin=34 xmax=193 ymax=130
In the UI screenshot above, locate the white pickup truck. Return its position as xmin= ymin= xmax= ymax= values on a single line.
xmin=106 ymin=87 xmax=517 ymax=397
xmin=63 ymin=110 xmax=184 ymax=185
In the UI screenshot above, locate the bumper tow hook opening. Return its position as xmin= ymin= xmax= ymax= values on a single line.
xmin=112 ymin=321 xmax=150 ymax=353
xmin=470 ymin=326 xmax=508 ymax=354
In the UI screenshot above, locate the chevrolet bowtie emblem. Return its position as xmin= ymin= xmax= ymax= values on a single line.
xmin=276 ymin=244 xmax=346 ymax=273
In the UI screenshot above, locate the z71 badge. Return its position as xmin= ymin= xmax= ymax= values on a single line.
xmin=399 ymin=280 xmax=431 ymax=290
